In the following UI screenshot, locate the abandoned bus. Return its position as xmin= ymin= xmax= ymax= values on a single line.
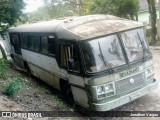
xmin=8 ymin=15 xmax=158 ymax=111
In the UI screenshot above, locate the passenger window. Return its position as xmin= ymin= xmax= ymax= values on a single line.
xmin=11 ymin=35 xmax=21 ymax=54
xmin=28 ymin=35 xmax=40 ymax=51
xmin=72 ymin=45 xmax=80 ymax=72
xmin=21 ymin=35 xmax=28 ymax=49
xmin=40 ymin=35 xmax=55 ymax=55
xmin=60 ymin=44 xmax=68 ymax=67
xmin=12 ymin=35 xmax=19 ymax=45
xmin=28 ymin=35 xmax=33 ymax=50
xmin=41 ymin=36 xmax=48 ymax=54
xmin=48 ymin=36 xmax=55 ymax=55
xmin=60 ymin=43 xmax=80 ymax=72
xmin=32 ymin=36 xmax=40 ymax=51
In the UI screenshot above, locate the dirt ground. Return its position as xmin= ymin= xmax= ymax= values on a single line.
xmin=0 ymin=63 xmax=87 ymax=120
xmin=0 ymin=96 xmax=23 ymax=111
xmin=0 ymin=49 xmax=160 ymax=120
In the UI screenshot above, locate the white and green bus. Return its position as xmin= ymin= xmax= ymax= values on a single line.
xmin=8 ymin=15 xmax=158 ymax=111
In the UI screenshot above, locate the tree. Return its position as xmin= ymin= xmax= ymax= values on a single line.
xmin=147 ymin=0 xmax=157 ymax=44
xmin=27 ymin=0 xmax=139 ymax=23
xmin=88 ymin=0 xmax=139 ymax=20
xmin=0 ymin=0 xmax=26 ymax=29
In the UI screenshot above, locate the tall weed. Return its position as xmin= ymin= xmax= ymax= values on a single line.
xmin=3 ymin=77 xmax=24 ymax=97
xmin=0 ymin=59 xmax=9 ymax=78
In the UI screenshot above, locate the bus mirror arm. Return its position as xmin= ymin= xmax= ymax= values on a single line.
xmin=68 ymin=58 xmax=74 ymax=71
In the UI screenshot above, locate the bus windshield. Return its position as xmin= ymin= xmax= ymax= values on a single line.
xmin=120 ymin=28 xmax=151 ymax=62
xmin=81 ymin=34 xmax=126 ymax=73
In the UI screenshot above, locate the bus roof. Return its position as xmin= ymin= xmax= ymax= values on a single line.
xmin=9 ymin=14 xmax=143 ymax=40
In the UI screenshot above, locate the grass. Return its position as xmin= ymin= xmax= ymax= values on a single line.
xmin=0 ymin=59 xmax=9 ymax=78
xmin=0 ymin=59 xmax=69 ymax=110
xmin=36 ymin=82 xmax=67 ymax=109
xmin=3 ymin=77 xmax=24 ymax=97
xmin=37 ymin=83 xmax=52 ymax=95
xmin=53 ymin=95 xmax=68 ymax=109
xmin=149 ymin=37 xmax=160 ymax=47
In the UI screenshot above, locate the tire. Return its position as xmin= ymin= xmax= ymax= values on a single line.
xmin=61 ymin=83 xmax=74 ymax=104
xmin=25 ymin=63 xmax=31 ymax=77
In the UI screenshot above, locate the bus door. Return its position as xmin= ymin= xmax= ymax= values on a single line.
xmin=10 ymin=34 xmax=25 ymax=69
xmin=60 ymin=43 xmax=87 ymax=107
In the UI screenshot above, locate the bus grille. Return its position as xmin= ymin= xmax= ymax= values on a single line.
xmin=115 ymin=73 xmax=145 ymax=95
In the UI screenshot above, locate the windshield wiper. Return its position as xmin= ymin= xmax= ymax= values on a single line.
xmin=137 ymin=32 xmax=146 ymax=61
xmin=98 ymin=42 xmax=113 ymax=72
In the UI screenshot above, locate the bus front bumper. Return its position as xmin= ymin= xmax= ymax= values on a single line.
xmin=90 ymin=79 xmax=158 ymax=111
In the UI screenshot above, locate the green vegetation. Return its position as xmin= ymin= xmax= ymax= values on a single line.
xmin=3 ymin=77 xmax=24 ymax=97
xmin=88 ymin=0 xmax=139 ymax=20
xmin=37 ymin=83 xmax=67 ymax=109
xmin=0 ymin=59 xmax=9 ymax=78
xmin=147 ymin=0 xmax=157 ymax=44
xmin=27 ymin=0 xmax=80 ymax=23
xmin=26 ymin=0 xmax=139 ymax=23
xmin=53 ymin=95 xmax=67 ymax=109
xmin=0 ymin=0 xmax=26 ymax=29
xmin=37 ymin=84 xmax=52 ymax=95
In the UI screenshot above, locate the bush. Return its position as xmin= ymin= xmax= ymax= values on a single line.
xmin=0 ymin=59 xmax=9 ymax=78
xmin=3 ymin=77 xmax=24 ymax=97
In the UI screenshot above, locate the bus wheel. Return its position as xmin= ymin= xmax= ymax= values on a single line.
xmin=24 ymin=63 xmax=31 ymax=77
xmin=61 ymin=83 xmax=74 ymax=104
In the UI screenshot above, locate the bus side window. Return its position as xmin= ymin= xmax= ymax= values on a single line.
xmin=28 ymin=35 xmax=33 ymax=50
xmin=21 ymin=35 xmax=28 ymax=49
xmin=41 ymin=36 xmax=48 ymax=54
xmin=73 ymin=45 xmax=80 ymax=72
xmin=60 ymin=44 xmax=67 ymax=67
xmin=28 ymin=35 xmax=40 ymax=51
xmin=48 ymin=36 xmax=55 ymax=55
xmin=11 ymin=35 xmax=19 ymax=45
xmin=11 ymin=35 xmax=21 ymax=54
xmin=60 ymin=43 xmax=80 ymax=72
xmin=32 ymin=35 xmax=40 ymax=52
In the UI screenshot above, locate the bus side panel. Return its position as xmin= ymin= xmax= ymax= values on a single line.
xmin=68 ymin=74 xmax=89 ymax=108
xmin=22 ymin=49 xmax=68 ymax=79
xmin=21 ymin=49 xmax=68 ymax=90
xmin=10 ymin=46 xmax=25 ymax=70
xmin=13 ymin=53 xmax=25 ymax=69
xmin=10 ymin=33 xmax=26 ymax=70
xmin=71 ymin=86 xmax=89 ymax=108
xmin=28 ymin=63 xmax=60 ymax=90
xmin=69 ymin=75 xmax=85 ymax=87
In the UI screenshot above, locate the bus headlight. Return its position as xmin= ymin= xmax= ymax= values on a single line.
xmin=105 ymin=84 xmax=113 ymax=92
xmin=96 ymin=83 xmax=116 ymax=99
xmin=145 ymin=69 xmax=151 ymax=76
xmin=97 ymin=86 xmax=104 ymax=94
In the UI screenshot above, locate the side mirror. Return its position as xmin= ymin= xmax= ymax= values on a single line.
xmin=68 ymin=59 xmax=74 ymax=70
